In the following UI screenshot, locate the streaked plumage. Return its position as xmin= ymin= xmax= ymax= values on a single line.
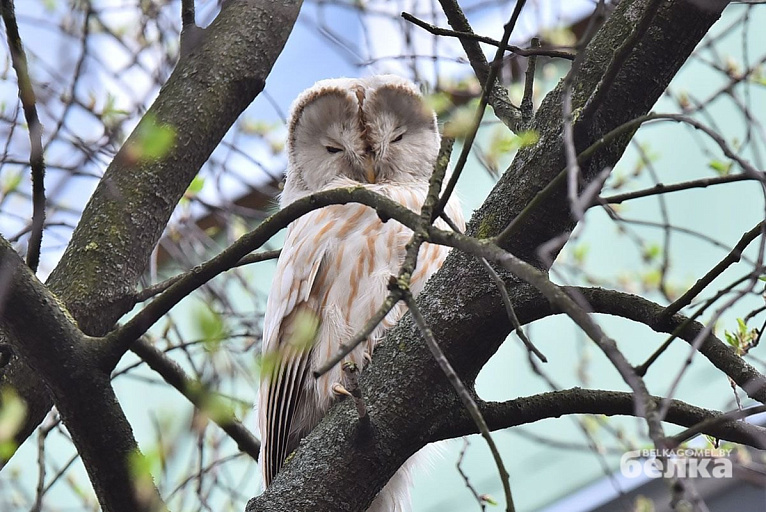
xmin=258 ymin=75 xmax=464 ymax=511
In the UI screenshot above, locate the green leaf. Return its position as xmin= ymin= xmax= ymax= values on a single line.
xmin=124 ymin=113 xmax=176 ymax=163
xmin=572 ymin=243 xmax=589 ymax=265
xmin=289 ymin=308 xmax=320 ymax=351
xmin=0 ymin=387 xmax=27 ymax=444
xmin=200 ymin=393 xmax=236 ymax=424
xmin=240 ymin=119 xmax=278 ymax=137
xmin=737 ymin=318 xmax=748 ymax=335
xmin=424 ymin=92 xmax=452 ymax=116
xmin=443 ymin=101 xmax=484 ymax=139
xmin=708 ymin=160 xmax=732 ymax=176
xmin=724 ymin=331 xmax=739 ymax=348
xmin=642 ymin=243 xmax=661 ymax=263
xmin=185 ymin=175 xmax=205 ymax=197
xmin=2 ymin=170 xmax=22 ymax=194
xmin=195 ymin=305 xmax=226 ymax=352
xmin=633 ymin=495 xmax=655 ymax=512
xmin=642 ymin=269 xmax=661 ymax=289
xmin=128 ymin=448 xmax=163 ymax=500
xmin=101 ymin=93 xmax=130 ymax=128
xmin=517 ymin=130 xmax=539 ymax=148
xmin=489 ymin=129 xmax=515 ymax=155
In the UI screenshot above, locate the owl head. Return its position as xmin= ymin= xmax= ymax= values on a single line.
xmin=282 ymin=75 xmax=440 ymax=205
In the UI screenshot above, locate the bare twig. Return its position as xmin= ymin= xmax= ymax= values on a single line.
xmin=478 ymin=257 xmax=546 ymax=363
xmin=1 ymin=0 xmax=46 ymax=272
xmin=520 ymin=37 xmax=539 ymax=126
xmin=456 ymin=438 xmax=486 ymax=512
xmin=401 ymin=12 xmax=574 ymax=61
xmin=432 ymin=0 xmax=527 ymax=220
xmin=134 ymin=249 xmax=281 ymax=302
xmin=602 ymin=173 xmax=756 ymax=204
xmin=403 ymin=292 xmax=515 ymax=512
xmin=663 ymin=221 xmax=764 ymax=318
xmin=130 ymin=338 xmax=261 ymax=461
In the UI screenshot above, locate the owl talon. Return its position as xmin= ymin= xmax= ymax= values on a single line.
xmin=363 ymin=352 xmax=372 ymax=366
xmin=332 ymin=383 xmax=352 ymax=397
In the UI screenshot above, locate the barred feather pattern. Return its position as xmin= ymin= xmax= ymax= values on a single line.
xmin=258 ymin=178 xmax=463 ymax=510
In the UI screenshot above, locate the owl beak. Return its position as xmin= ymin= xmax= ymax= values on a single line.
xmin=363 ymin=157 xmax=377 ymax=184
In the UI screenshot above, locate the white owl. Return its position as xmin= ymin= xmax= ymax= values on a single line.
xmin=257 ymin=75 xmax=465 ymax=511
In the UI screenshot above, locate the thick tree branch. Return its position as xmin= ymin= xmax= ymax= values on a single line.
xmin=566 ymin=287 xmax=766 ymax=405
xmin=0 ymin=0 xmax=303 ymax=463
xmin=435 ymin=388 xmax=766 ymax=450
xmin=0 ymin=236 xmax=164 ymax=512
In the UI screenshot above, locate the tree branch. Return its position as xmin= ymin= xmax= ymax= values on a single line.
xmin=567 ymin=287 xmax=766 ymax=405
xmin=130 ymin=338 xmax=261 ymax=461
xmin=401 ymin=12 xmax=574 ymax=61
xmin=436 ymin=0 xmax=521 ymax=131
xmin=663 ymin=221 xmax=764 ymax=318
xmin=435 ymin=388 xmax=766 ymax=450
xmin=601 ymin=173 xmax=756 ymax=204
xmin=0 ymin=0 xmax=303 ymax=462
xmin=0 ymin=235 xmax=165 ymax=512
xmin=1 ymin=0 xmax=46 ymax=273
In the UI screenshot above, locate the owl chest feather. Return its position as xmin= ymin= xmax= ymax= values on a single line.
xmin=264 ymin=184 xmax=442 ymax=404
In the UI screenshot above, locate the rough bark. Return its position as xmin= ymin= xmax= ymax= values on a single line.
xmin=247 ymin=1 xmax=732 ymax=510
xmin=0 ymin=0 xmax=303 ymax=464
xmin=0 ymin=237 xmax=163 ymax=512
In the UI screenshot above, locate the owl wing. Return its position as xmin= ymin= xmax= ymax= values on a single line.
xmin=259 ymin=219 xmax=327 ymax=486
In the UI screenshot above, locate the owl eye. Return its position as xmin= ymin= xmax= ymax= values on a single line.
xmin=325 ymin=146 xmax=343 ymax=154
xmin=391 ymin=134 xmax=403 ymax=143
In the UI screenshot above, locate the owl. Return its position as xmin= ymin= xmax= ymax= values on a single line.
xmin=257 ymin=75 xmax=465 ymax=511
